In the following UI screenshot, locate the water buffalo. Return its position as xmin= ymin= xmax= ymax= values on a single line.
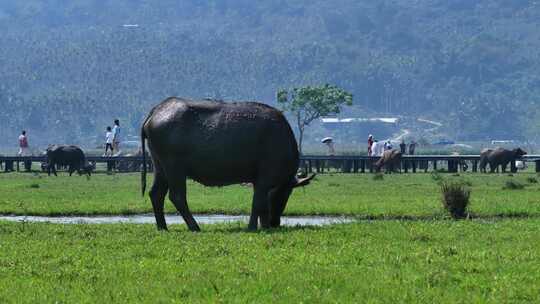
xmin=479 ymin=147 xmax=526 ymax=173
xmin=141 ymin=97 xmax=315 ymax=231
xmin=478 ymin=149 xmax=492 ymax=173
xmin=46 ymin=145 xmax=93 ymax=176
xmin=375 ymin=149 xmax=402 ymax=173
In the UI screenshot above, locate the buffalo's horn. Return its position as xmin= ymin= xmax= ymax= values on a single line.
xmin=293 ymin=173 xmax=316 ymax=188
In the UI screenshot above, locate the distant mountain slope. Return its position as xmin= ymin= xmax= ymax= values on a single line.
xmin=0 ymin=0 xmax=539 ymax=147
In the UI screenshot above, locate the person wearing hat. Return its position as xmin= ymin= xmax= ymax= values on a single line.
xmin=367 ymin=134 xmax=374 ymax=156
xmin=322 ymin=137 xmax=335 ymax=156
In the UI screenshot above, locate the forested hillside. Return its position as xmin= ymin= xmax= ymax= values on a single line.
xmin=1 ymin=0 xmax=539 ymax=148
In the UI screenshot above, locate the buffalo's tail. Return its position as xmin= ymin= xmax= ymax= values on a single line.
xmin=141 ymin=126 xmax=147 ymax=196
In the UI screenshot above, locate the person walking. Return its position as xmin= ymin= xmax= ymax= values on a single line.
xmin=372 ymin=140 xmax=384 ymax=157
xmin=321 ymin=137 xmax=335 ymax=156
xmin=367 ymin=134 xmax=374 ymax=156
xmin=408 ymin=140 xmax=417 ymax=172
xmin=112 ymin=119 xmax=121 ymax=155
xmin=408 ymin=140 xmax=417 ymax=155
xmin=400 ymin=139 xmax=406 ymax=154
xmin=18 ymin=130 xmax=29 ymax=156
xmin=104 ymin=126 xmax=114 ymax=156
xmin=18 ymin=130 xmax=31 ymax=171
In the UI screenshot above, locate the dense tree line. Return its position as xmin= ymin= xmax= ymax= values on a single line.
xmin=0 ymin=0 xmax=539 ymax=148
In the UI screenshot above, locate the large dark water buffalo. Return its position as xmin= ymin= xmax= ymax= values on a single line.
xmin=141 ymin=97 xmax=315 ymax=231
xmin=479 ymin=147 xmax=526 ymax=173
xmin=46 ymin=145 xmax=92 ymax=176
xmin=375 ymin=149 xmax=402 ymax=173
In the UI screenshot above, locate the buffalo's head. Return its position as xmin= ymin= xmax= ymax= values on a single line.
xmin=513 ymin=147 xmax=527 ymax=158
xmin=44 ymin=144 xmax=59 ymax=157
xmin=82 ymin=161 xmax=95 ymax=176
xmin=268 ymin=173 xmax=316 ymax=228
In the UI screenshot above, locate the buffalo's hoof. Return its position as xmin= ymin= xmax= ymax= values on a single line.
xmin=156 ymin=226 xmax=168 ymax=231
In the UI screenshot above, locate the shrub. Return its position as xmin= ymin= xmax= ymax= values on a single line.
xmin=441 ymin=181 xmax=470 ymax=219
xmin=28 ymin=183 xmax=40 ymax=189
xmin=503 ymin=180 xmax=525 ymax=190
xmin=372 ymin=173 xmax=384 ymax=181
xmin=527 ymin=177 xmax=538 ymax=184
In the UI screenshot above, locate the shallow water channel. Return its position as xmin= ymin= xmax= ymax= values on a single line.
xmin=0 ymin=214 xmax=354 ymax=227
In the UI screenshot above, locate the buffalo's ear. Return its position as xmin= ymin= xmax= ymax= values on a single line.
xmin=293 ymin=173 xmax=316 ymax=188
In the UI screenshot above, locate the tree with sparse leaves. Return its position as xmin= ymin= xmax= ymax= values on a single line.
xmin=277 ymin=84 xmax=352 ymax=154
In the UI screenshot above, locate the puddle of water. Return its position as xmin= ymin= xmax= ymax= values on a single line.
xmin=0 ymin=214 xmax=353 ymax=227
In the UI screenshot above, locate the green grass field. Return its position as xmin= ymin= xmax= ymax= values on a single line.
xmin=1 ymin=172 xmax=540 ymax=302
xmin=1 ymin=172 xmax=540 ymax=218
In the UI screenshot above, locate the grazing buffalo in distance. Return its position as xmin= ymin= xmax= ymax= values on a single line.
xmin=141 ymin=97 xmax=315 ymax=231
xmin=479 ymin=147 xmax=526 ymax=173
xmin=46 ymin=145 xmax=93 ymax=176
xmin=375 ymin=149 xmax=402 ymax=173
xmin=478 ymin=149 xmax=492 ymax=173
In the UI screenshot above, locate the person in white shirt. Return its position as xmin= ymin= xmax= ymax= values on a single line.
xmin=112 ymin=119 xmax=121 ymax=155
xmin=105 ymin=126 xmax=114 ymax=156
xmin=371 ymin=140 xmax=384 ymax=157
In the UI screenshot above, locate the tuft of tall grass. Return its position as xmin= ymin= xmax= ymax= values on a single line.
xmin=503 ymin=180 xmax=525 ymax=190
xmin=526 ymin=177 xmax=538 ymax=184
xmin=441 ymin=181 xmax=470 ymax=219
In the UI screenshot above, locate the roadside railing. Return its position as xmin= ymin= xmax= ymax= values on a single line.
xmin=1 ymin=155 xmax=540 ymax=173
xmin=301 ymin=155 xmax=540 ymax=173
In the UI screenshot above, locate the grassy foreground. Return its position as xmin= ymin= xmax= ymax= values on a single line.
xmin=1 ymin=220 xmax=540 ymax=303
xmin=2 ymin=172 xmax=540 ymax=302
xmin=1 ymin=172 xmax=540 ymax=218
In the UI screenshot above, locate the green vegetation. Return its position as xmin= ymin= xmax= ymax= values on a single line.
xmin=440 ymin=181 xmax=471 ymax=219
xmin=1 ymin=219 xmax=540 ymax=302
xmin=277 ymin=84 xmax=353 ymax=153
xmin=503 ymin=179 xmax=526 ymax=190
xmin=527 ymin=177 xmax=538 ymax=184
xmin=1 ymin=1 xmax=539 ymax=146
xmin=372 ymin=172 xmax=384 ymax=181
xmin=1 ymin=172 xmax=540 ymax=219
xmin=1 ymin=173 xmax=540 ymax=301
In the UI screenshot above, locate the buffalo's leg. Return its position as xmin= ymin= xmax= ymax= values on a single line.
xmin=68 ymin=165 xmax=75 ymax=176
xmin=52 ymin=163 xmax=58 ymax=176
xmin=149 ymin=174 xmax=169 ymax=230
xmin=168 ymin=178 xmax=200 ymax=232
xmin=269 ymin=184 xmax=292 ymax=228
xmin=249 ymin=184 xmax=271 ymax=230
xmin=502 ymin=162 xmax=508 ymax=173
xmin=48 ymin=162 xmax=58 ymax=176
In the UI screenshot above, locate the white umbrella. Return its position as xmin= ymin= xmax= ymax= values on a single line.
xmin=321 ymin=137 xmax=333 ymax=144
